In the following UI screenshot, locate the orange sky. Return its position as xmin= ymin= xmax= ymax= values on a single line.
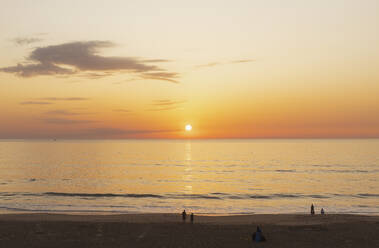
xmin=1 ymin=0 xmax=379 ymax=139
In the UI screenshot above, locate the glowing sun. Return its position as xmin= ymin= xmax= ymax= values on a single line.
xmin=185 ymin=124 xmax=192 ymax=131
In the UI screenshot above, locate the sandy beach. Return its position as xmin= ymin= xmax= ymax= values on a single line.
xmin=0 ymin=213 xmax=378 ymax=247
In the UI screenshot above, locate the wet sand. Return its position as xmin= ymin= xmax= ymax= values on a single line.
xmin=0 ymin=213 xmax=378 ymax=247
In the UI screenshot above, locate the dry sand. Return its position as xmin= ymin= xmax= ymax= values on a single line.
xmin=0 ymin=213 xmax=378 ymax=247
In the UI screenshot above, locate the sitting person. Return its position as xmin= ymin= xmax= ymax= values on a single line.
xmin=252 ymin=226 xmax=266 ymax=242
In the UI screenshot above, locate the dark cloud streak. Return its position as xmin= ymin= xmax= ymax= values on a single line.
xmin=147 ymin=99 xmax=186 ymax=111
xmin=114 ymin=109 xmax=132 ymax=113
xmin=195 ymin=62 xmax=221 ymax=68
xmin=196 ymin=59 xmax=254 ymax=69
xmin=44 ymin=110 xmax=87 ymax=116
xmin=0 ymin=41 xmax=178 ymax=82
xmin=43 ymin=118 xmax=97 ymax=125
xmin=230 ymin=59 xmax=254 ymax=64
xmin=20 ymin=97 xmax=90 ymax=106
xmin=70 ymin=128 xmax=179 ymax=138
xmin=38 ymin=97 xmax=90 ymax=101
xmin=141 ymin=72 xmax=179 ymax=83
xmin=152 ymin=99 xmax=186 ymax=106
xmin=20 ymin=101 xmax=52 ymax=105
xmin=12 ymin=34 xmax=46 ymax=46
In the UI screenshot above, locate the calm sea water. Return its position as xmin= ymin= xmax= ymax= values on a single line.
xmin=0 ymin=139 xmax=378 ymax=215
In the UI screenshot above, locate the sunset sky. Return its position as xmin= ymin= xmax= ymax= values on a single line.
xmin=1 ymin=0 xmax=379 ymax=139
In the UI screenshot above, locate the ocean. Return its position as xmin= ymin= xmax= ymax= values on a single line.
xmin=0 ymin=139 xmax=378 ymax=215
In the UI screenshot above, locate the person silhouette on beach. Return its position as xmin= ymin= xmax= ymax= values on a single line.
xmin=190 ymin=213 xmax=194 ymax=223
xmin=311 ymin=204 xmax=315 ymax=215
xmin=182 ymin=210 xmax=187 ymax=222
xmin=252 ymin=226 xmax=266 ymax=242
xmin=321 ymin=208 xmax=325 ymax=215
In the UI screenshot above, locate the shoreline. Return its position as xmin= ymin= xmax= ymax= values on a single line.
xmin=1 ymin=210 xmax=378 ymax=216
xmin=1 ymin=213 xmax=378 ymax=247
xmin=1 ymin=212 xmax=378 ymax=224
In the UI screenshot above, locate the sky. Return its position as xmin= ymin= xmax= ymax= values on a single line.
xmin=0 ymin=0 xmax=379 ymax=139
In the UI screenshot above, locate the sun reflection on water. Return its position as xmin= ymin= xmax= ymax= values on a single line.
xmin=184 ymin=141 xmax=193 ymax=194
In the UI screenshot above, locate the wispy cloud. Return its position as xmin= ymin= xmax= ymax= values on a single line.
xmin=112 ymin=78 xmax=141 ymax=84
xmin=195 ymin=62 xmax=221 ymax=68
xmin=148 ymin=106 xmax=179 ymax=111
xmin=195 ymin=59 xmax=254 ymax=69
xmin=12 ymin=33 xmax=47 ymax=46
xmin=43 ymin=118 xmax=97 ymax=125
xmin=0 ymin=41 xmax=178 ymax=82
xmin=0 ymin=127 xmax=180 ymax=139
xmin=44 ymin=109 xmax=91 ymax=116
xmin=13 ymin=37 xmax=43 ymax=46
xmin=152 ymin=99 xmax=186 ymax=106
xmin=78 ymin=71 xmax=115 ymax=79
xmin=140 ymin=72 xmax=179 ymax=83
xmin=113 ymin=109 xmax=132 ymax=113
xmin=20 ymin=101 xmax=52 ymax=105
xmin=112 ymin=73 xmax=179 ymax=84
xmin=70 ymin=127 xmax=179 ymax=138
xmin=147 ymin=99 xmax=186 ymax=111
xmin=20 ymin=97 xmax=89 ymax=106
xmin=38 ymin=97 xmax=90 ymax=101
xmin=230 ymin=59 xmax=254 ymax=64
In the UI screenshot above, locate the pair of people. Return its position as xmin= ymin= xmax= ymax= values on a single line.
xmin=182 ymin=210 xmax=194 ymax=223
xmin=311 ymin=204 xmax=325 ymax=215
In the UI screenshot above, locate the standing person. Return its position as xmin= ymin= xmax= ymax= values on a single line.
xmin=321 ymin=208 xmax=325 ymax=215
xmin=182 ymin=210 xmax=187 ymax=222
xmin=190 ymin=213 xmax=194 ymax=223
xmin=311 ymin=204 xmax=315 ymax=215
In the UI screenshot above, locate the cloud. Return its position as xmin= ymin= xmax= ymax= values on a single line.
xmin=112 ymin=78 xmax=141 ymax=84
xmin=43 ymin=118 xmax=97 ymax=125
xmin=12 ymin=33 xmax=47 ymax=46
xmin=147 ymin=106 xmax=179 ymax=111
xmin=20 ymin=97 xmax=89 ymax=106
xmin=0 ymin=127 xmax=179 ymax=139
xmin=44 ymin=110 xmax=87 ymax=116
xmin=13 ymin=37 xmax=43 ymax=46
xmin=38 ymin=97 xmax=89 ymax=101
xmin=195 ymin=59 xmax=254 ymax=69
xmin=69 ymin=128 xmax=179 ymax=138
xmin=113 ymin=109 xmax=132 ymax=113
xmin=147 ymin=99 xmax=186 ymax=111
xmin=20 ymin=101 xmax=52 ymax=105
xmin=112 ymin=72 xmax=179 ymax=84
xmin=230 ymin=59 xmax=254 ymax=64
xmin=77 ymin=128 xmax=129 ymax=137
xmin=79 ymin=72 xmax=114 ymax=79
xmin=3 ymin=63 xmax=73 ymax=76
xmin=195 ymin=62 xmax=221 ymax=68
xmin=140 ymin=72 xmax=179 ymax=83
xmin=152 ymin=99 xmax=186 ymax=106
xmin=0 ymin=41 xmax=178 ymax=82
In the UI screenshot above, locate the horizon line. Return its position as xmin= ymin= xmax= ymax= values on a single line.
xmin=1 ymin=137 xmax=378 ymax=141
